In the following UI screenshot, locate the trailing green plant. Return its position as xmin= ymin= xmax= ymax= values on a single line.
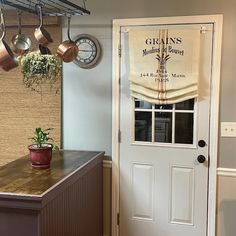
xmin=18 ymin=52 xmax=61 ymax=94
xmin=29 ymin=127 xmax=54 ymax=148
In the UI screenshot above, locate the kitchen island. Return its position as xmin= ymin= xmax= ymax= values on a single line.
xmin=0 ymin=150 xmax=104 ymax=236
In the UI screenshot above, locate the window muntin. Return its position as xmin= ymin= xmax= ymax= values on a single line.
xmin=133 ymin=98 xmax=196 ymax=146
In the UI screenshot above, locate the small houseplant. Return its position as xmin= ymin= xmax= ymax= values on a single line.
xmin=18 ymin=52 xmax=61 ymax=94
xmin=28 ymin=127 xmax=54 ymax=169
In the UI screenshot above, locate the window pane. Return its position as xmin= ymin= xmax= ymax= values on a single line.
xmin=175 ymin=113 xmax=194 ymax=144
xmin=175 ymin=99 xmax=194 ymax=110
xmin=135 ymin=112 xmax=152 ymax=141
xmin=135 ymin=100 xmax=152 ymax=109
xmin=155 ymin=104 xmax=173 ymax=110
xmin=154 ymin=112 xmax=172 ymax=143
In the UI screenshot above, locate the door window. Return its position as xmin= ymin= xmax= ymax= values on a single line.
xmin=134 ymin=98 xmax=196 ymax=146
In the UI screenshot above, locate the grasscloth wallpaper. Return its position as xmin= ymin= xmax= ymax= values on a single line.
xmin=0 ymin=12 xmax=61 ymax=166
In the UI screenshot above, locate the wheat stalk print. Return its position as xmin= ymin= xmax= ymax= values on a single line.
xmin=156 ymin=53 xmax=171 ymax=70
xmin=155 ymin=29 xmax=170 ymax=102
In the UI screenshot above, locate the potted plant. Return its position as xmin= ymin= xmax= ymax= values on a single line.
xmin=28 ymin=127 xmax=54 ymax=169
xmin=18 ymin=51 xmax=61 ymax=94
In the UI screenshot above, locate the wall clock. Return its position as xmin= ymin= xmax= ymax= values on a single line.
xmin=73 ymin=34 xmax=101 ymax=69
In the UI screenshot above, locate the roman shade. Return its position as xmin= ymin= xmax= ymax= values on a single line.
xmin=128 ymin=28 xmax=201 ymax=104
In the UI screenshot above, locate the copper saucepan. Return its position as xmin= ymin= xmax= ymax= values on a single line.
xmin=11 ymin=11 xmax=31 ymax=55
xmin=56 ymin=16 xmax=78 ymax=63
xmin=34 ymin=4 xmax=53 ymax=46
xmin=0 ymin=9 xmax=18 ymax=71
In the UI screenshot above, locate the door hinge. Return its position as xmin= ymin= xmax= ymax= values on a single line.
xmin=118 ymin=130 xmax=121 ymax=143
xmin=118 ymin=44 xmax=121 ymax=57
xmin=117 ymin=213 xmax=120 ymax=225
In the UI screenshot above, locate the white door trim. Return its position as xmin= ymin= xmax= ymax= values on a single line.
xmin=112 ymin=15 xmax=223 ymax=236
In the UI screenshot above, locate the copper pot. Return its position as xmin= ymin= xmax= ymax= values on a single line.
xmin=34 ymin=4 xmax=52 ymax=46
xmin=57 ymin=17 xmax=78 ymax=63
xmin=11 ymin=11 xmax=31 ymax=55
xmin=0 ymin=9 xmax=18 ymax=71
xmin=39 ymin=44 xmax=51 ymax=55
xmin=0 ymin=44 xmax=18 ymax=71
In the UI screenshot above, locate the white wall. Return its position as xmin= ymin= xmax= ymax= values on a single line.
xmin=62 ymin=25 xmax=112 ymax=156
xmin=62 ymin=0 xmax=236 ymax=164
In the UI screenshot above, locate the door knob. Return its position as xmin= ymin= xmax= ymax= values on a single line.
xmin=197 ymin=155 xmax=206 ymax=163
xmin=198 ymin=140 xmax=206 ymax=147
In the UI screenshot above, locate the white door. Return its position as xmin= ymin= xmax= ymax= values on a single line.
xmin=119 ymin=23 xmax=213 ymax=236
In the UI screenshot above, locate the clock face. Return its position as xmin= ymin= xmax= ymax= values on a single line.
xmin=73 ymin=34 xmax=101 ymax=69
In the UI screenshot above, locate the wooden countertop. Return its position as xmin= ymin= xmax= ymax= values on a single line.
xmin=0 ymin=150 xmax=102 ymax=197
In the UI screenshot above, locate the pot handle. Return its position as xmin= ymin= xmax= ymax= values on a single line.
xmin=17 ymin=11 xmax=22 ymax=34
xmin=67 ymin=16 xmax=72 ymax=41
xmin=35 ymin=4 xmax=43 ymax=28
xmin=0 ymin=8 xmax=6 ymax=40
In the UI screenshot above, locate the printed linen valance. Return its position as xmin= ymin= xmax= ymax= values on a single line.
xmin=128 ymin=29 xmax=201 ymax=104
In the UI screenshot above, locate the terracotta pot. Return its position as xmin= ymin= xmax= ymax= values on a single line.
xmin=28 ymin=144 xmax=53 ymax=169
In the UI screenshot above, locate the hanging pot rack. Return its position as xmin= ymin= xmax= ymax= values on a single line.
xmin=0 ymin=0 xmax=90 ymax=17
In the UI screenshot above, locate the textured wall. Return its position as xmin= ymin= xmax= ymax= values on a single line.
xmin=0 ymin=12 xmax=61 ymax=166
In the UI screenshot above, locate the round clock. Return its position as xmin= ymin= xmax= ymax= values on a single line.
xmin=73 ymin=34 xmax=101 ymax=69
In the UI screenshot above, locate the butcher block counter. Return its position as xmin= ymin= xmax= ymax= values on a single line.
xmin=0 ymin=150 xmax=104 ymax=236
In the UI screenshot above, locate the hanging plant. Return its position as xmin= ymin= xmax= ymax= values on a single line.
xmin=18 ymin=52 xmax=62 ymax=94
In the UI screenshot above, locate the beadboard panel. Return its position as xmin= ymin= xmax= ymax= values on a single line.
xmin=0 ymin=208 xmax=40 ymax=236
xmin=40 ymin=162 xmax=103 ymax=236
xmin=103 ymin=160 xmax=112 ymax=236
xmin=0 ymin=12 xmax=61 ymax=166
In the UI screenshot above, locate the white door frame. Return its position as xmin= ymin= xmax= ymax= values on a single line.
xmin=112 ymin=15 xmax=223 ymax=236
